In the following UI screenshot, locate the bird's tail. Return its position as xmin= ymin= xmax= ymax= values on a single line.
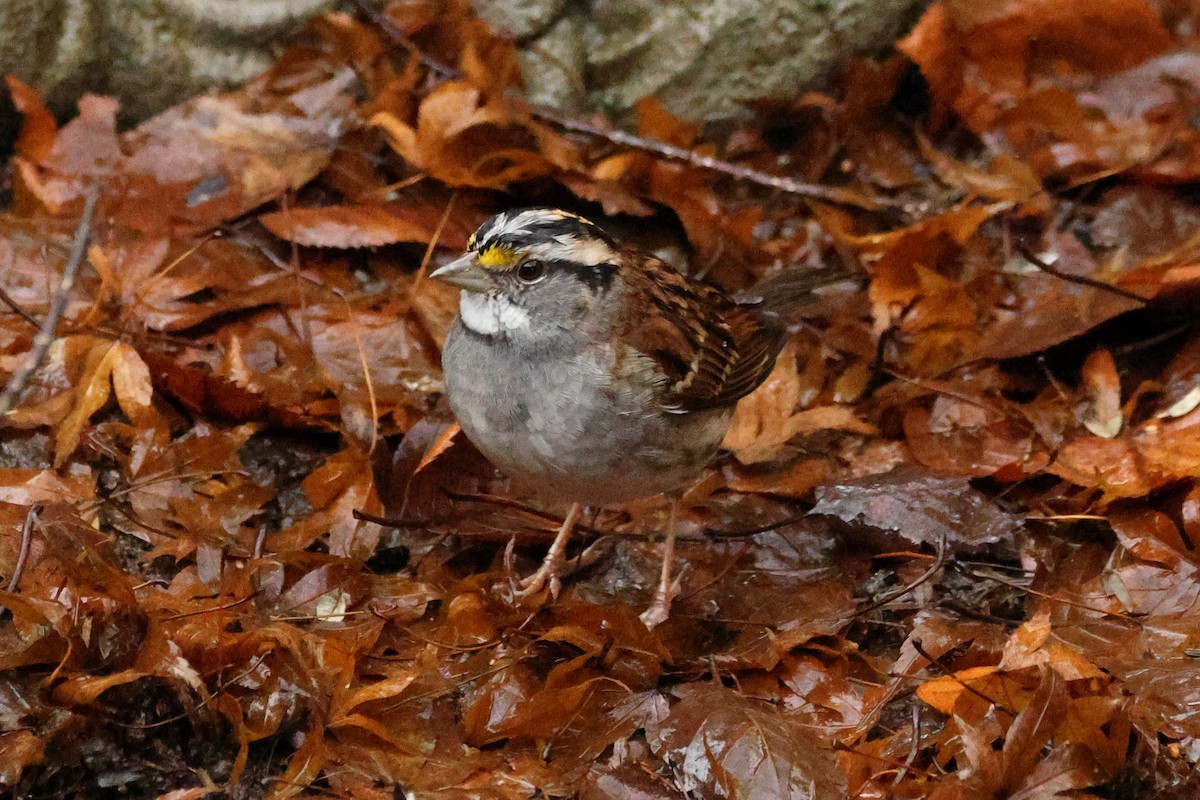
xmin=735 ymin=264 xmax=860 ymax=320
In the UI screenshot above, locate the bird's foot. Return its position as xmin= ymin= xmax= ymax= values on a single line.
xmin=511 ymin=546 xmax=567 ymax=598
xmin=639 ymin=570 xmax=683 ymax=629
xmin=506 ymin=503 xmax=583 ymax=600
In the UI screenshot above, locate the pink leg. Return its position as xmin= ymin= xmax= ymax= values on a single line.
xmin=514 ymin=502 xmax=582 ymax=598
xmin=640 ymin=499 xmax=681 ymax=629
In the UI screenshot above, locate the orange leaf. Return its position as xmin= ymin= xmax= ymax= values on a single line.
xmin=51 ymin=669 xmax=147 ymax=706
xmin=258 ymin=204 xmax=443 ymax=248
xmin=110 ymin=342 xmax=154 ymax=425
xmin=332 ymin=670 xmax=417 ymax=721
xmin=916 ymin=665 xmax=999 ymax=714
xmin=1001 ymin=666 xmax=1067 ymax=791
xmin=5 ymin=76 xmax=56 ymax=161
xmin=55 ymin=338 xmax=119 ymax=466
xmin=1080 ymin=349 xmax=1122 ymax=438
xmin=412 ymin=422 xmax=461 ymax=476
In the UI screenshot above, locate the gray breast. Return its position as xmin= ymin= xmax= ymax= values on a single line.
xmin=441 ymin=319 xmax=733 ymax=506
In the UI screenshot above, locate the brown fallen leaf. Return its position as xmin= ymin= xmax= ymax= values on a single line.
xmin=646 ymin=682 xmax=846 ymax=799
xmin=811 ymin=465 xmax=1020 ymax=550
xmin=724 ymin=345 xmax=874 ymax=464
xmin=54 ymin=337 xmax=155 ymax=466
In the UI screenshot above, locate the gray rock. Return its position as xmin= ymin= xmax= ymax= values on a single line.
xmin=0 ymin=0 xmax=928 ymax=128
xmin=472 ymin=0 xmax=569 ymax=38
xmin=516 ymin=11 xmax=590 ymax=111
xmin=475 ymin=0 xmax=930 ymax=123
xmin=0 ymin=0 xmax=382 ymax=122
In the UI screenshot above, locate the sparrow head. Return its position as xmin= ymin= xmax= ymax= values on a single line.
xmin=431 ymin=209 xmax=623 ymax=337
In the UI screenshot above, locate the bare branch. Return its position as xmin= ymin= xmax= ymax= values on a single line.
xmin=0 ymin=187 xmax=101 ymax=417
xmin=7 ymin=503 xmax=43 ymax=592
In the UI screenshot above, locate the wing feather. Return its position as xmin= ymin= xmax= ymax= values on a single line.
xmin=617 ymin=254 xmax=783 ymax=413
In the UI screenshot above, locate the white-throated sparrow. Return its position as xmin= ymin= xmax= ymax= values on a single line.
xmin=432 ymin=208 xmax=847 ymax=626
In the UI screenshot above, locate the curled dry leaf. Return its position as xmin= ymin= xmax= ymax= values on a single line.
xmin=372 ymin=81 xmax=551 ymax=189
xmin=52 ymin=337 xmax=155 ymax=467
xmin=724 ymin=345 xmax=874 ymax=465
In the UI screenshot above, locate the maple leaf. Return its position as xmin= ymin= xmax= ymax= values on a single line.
xmin=54 ymin=338 xmax=154 ymax=466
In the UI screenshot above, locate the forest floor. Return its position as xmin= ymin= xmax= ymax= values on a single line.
xmin=3 ymin=1 xmax=1200 ymax=798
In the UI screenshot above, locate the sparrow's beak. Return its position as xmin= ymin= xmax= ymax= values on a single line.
xmin=430 ymin=254 xmax=492 ymax=293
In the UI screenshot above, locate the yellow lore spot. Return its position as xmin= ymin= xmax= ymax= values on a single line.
xmin=478 ymin=245 xmax=517 ymax=268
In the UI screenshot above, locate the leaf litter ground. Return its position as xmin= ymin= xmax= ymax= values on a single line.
xmin=3 ymin=1 xmax=1200 ymax=798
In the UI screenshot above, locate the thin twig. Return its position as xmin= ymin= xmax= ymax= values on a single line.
xmin=0 ymin=187 xmax=100 ymax=417
xmin=334 ymin=289 xmax=379 ymax=455
xmin=279 ymin=192 xmax=314 ymax=350
xmin=7 ymin=503 xmax=42 ymax=592
xmin=442 ymin=490 xmax=598 ymax=534
xmin=701 ymin=513 xmax=813 ymax=539
xmin=354 ymin=498 xmax=596 ymax=540
xmin=530 ymin=105 xmax=898 ymax=211
xmin=1111 ymin=322 xmax=1193 ymax=355
xmin=163 ymin=592 xmax=256 ymax=622
xmin=852 ymin=534 xmax=949 ymax=619
xmin=254 ymin=525 xmax=268 ymax=560
xmin=351 ymin=507 xmax=451 ymax=530
xmin=0 ymin=285 xmax=39 ymax=328
xmin=411 ymin=190 xmax=458 ymax=293
xmin=891 ymin=702 xmax=923 ymax=788
xmin=1015 ymin=240 xmax=1150 ymax=304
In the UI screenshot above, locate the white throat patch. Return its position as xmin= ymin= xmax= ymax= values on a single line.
xmin=458 ymin=291 xmax=531 ymax=336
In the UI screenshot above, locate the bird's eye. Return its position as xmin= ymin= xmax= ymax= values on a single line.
xmin=516 ymin=259 xmax=546 ymax=284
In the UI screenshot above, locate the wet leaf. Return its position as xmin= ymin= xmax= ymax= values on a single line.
xmin=259 ymin=203 xmax=457 ymax=249
xmin=648 ymin=683 xmax=846 ymax=800
xmin=1079 ymin=350 xmax=1123 ymax=439
xmin=5 ymin=1 xmax=1200 ymax=795
xmin=54 ymin=338 xmax=132 ymax=466
xmin=812 ymin=466 xmax=1020 ymax=550
xmin=724 ymin=346 xmax=875 ymax=464
xmin=372 ymin=82 xmax=550 ymax=189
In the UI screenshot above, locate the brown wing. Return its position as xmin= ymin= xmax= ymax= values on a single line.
xmin=617 ymin=253 xmax=783 ymax=413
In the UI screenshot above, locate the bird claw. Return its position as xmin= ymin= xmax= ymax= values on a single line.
xmin=639 ymin=569 xmax=683 ymax=629
xmin=509 ymin=540 xmax=606 ymax=599
xmin=502 ymin=537 xmax=538 ymax=596
xmin=511 ymin=550 xmax=565 ymax=598
xmin=505 ymin=504 xmax=583 ymax=600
